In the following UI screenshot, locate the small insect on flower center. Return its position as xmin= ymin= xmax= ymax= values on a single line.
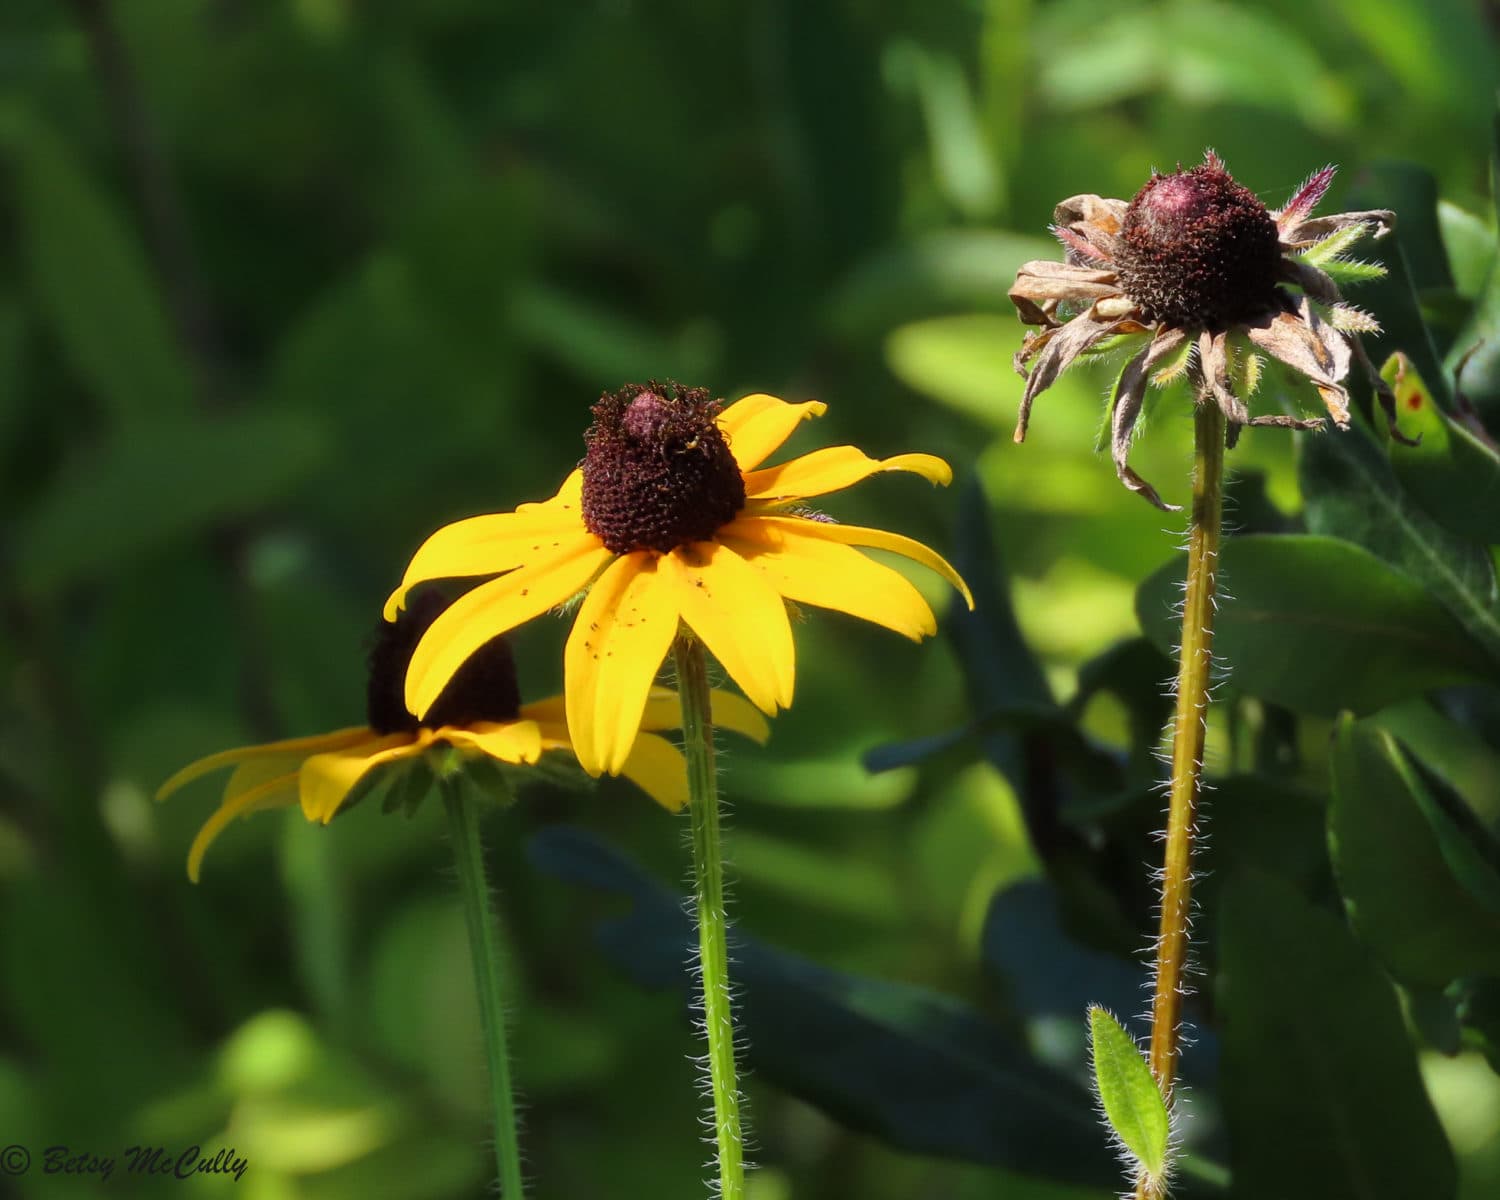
xmin=366 ymin=591 xmax=522 ymax=734
xmin=580 ymin=380 xmax=747 ymax=555
xmin=1115 ymin=157 xmax=1282 ymax=329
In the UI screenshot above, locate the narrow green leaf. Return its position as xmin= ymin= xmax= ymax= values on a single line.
xmin=1089 ymin=1006 xmax=1170 ymax=1185
xmin=15 ymin=410 xmax=326 ymax=597
xmin=528 ymin=827 xmax=1121 ymax=1186
xmin=1135 ymin=534 xmax=1487 ymax=714
xmin=1436 ymin=199 xmax=1496 ymax=298
xmin=1381 ymin=353 xmax=1500 ymax=545
xmin=1329 ymin=716 xmax=1500 ymax=985
xmin=10 ymin=118 xmax=193 ymax=423
xmin=1299 ymin=419 xmax=1500 ymax=662
xmin=1219 ymin=871 xmax=1458 ymax=1200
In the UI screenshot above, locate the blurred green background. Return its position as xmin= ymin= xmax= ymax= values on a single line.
xmin=3 ymin=1 xmax=1500 ymax=1197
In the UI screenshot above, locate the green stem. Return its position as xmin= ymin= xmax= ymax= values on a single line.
xmin=1138 ymin=401 xmax=1226 ymax=1198
xmin=673 ymin=636 xmax=745 ymax=1200
xmin=443 ymin=776 xmax=527 ymax=1199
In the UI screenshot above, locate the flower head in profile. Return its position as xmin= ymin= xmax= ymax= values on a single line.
xmin=1008 ymin=151 xmax=1396 ymax=509
xmin=386 ymin=383 xmax=974 ymax=777
xmin=157 ymin=590 xmax=768 ymax=880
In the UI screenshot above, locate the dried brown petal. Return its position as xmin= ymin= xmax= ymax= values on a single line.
xmin=1110 ymin=327 xmax=1189 ymax=512
xmin=1014 ymin=312 xmax=1129 ymax=443
xmin=1280 ymin=209 xmax=1395 ymax=248
xmin=1244 ymin=298 xmax=1352 ymax=426
xmin=1009 ymin=260 xmax=1122 ymax=326
xmin=1052 ymin=193 xmax=1129 ymax=262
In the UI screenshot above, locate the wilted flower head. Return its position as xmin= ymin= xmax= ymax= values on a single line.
xmin=1008 ymin=151 xmax=1396 ymax=509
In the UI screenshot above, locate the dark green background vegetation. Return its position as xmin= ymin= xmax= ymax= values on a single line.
xmin=4 ymin=2 xmax=1500 ymax=1197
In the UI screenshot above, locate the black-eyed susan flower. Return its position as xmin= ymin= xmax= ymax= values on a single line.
xmin=384 ymin=383 xmax=974 ymax=777
xmin=157 ymin=590 xmax=768 ymax=880
xmin=1008 ymin=151 xmax=1396 ymax=509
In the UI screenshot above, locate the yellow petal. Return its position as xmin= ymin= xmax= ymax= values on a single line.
xmin=518 ymin=694 xmax=568 ymax=726
xmin=223 ymin=755 xmax=305 ymax=805
xmin=406 ymin=535 xmax=614 ymax=718
xmin=156 ymin=727 xmax=372 ymax=802
xmin=739 ymin=514 xmax=974 ymax=610
xmin=723 ymin=521 xmax=937 ymax=641
xmin=665 ymin=542 xmax=795 ymax=716
xmin=717 ymin=394 xmax=828 ymax=471
xmin=564 ymin=553 xmax=680 ymax=776
xmin=442 ymin=720 xmax=545 ymax=765
xmin=617 ymin=732 xmax=689 ymax=811
xmin=743 ymin=445 xmax=952 ymax=502
xmin=186 ymin=771 xmax=299 ymax=883
xmin=299 ymin=736 xmax=422 ymax=824
xmin=637 ymin=689 xmax=773 ymax=744
xmin=382 ymin=493 xmax=586 ymax=621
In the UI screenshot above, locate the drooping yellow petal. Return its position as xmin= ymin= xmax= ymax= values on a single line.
xmin=564 ymin=553 xmax=680 ymax=776
xmin=186 ymin=771 xmax=300 ymax=883
xmin=636 ymin=688 xmax=773 ymax=744
xmin=442 ymin=720 xmax=545 ymax=765
xmin=723 ymin=521 xmax=937 ymax=641
xmin=743 ymin=445 xmax=952 ymax=502
xmin=664 ymin=541 xmax=795 ymax=716
xmin=518 ymin=695 xmax=568 ymax=726
xmin=617 ymin=731 xmax=690 ymax=811
xmin=717 ymin=394 xmax=828 ymax=472
xmin=156 ymin=727 xmax=372 ymax=802
xmin=405 ymin=534 xmax=614 ymax=719
xmin=299 ymin=736 xmax=422 ymax=824
xmin=739 ymin=514 xmax=975 ymax=610
xmin=223 ymin=755 xmax=305 ymax=805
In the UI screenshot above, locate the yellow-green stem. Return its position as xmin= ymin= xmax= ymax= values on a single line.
xmin=443 ymin=777 xmax=527 ymax=1199
xmin=674 ymin=636 xmax=745 ymax=1200
xmin=1138 ymin=401 xmax=1226 ymax=1198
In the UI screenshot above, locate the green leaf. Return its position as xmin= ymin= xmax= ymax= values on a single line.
xmin=885 ymin=313 xmax=1022 ymax=427
xmin=8 ymin=117 xmax=193 ymax=423
xmin=1088 ymin=1006 xmax=1170 ymax=1185
xmin=1035 ymin=0 xmax=1352 ymax=132
xmin=527 ymin=826 xmax=1122 ymax=1187
xmin=1380 ymin=353 xmax=1500 ymax=545
xmin=1219 ymin=871 xmax=1458 ymax=1200
xmin=1342 ymin=168 xmax=1453 ymax=400
xmin=827 ymin=230 xmax=1053 ymax=338
xmin=15 ymin=410 xmax=326 ymax=597
xmin=1298 ymin=420 xmax=1500 ymax=662
xmin=887 ymin=42 xmax=1002 ymax=218
xmin=1436 ymin=199 xmax=1496 ymax=298
xmin=1329 ymin=716 xmax=1500 ymax=985
xmin=1135 ymin=534 xmax=1487 ymax=714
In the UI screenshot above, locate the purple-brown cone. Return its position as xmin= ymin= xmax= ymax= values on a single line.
xmin=580 ymin=381 xmax=746 ymax=555
xmin=1115 ymin=158 xmax=1282 ymax=329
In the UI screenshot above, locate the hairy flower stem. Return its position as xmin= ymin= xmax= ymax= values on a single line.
xmin=443 ymin=777 xmax=527 ymax=1199
xmin=674 ymin=636 xmax=745 ymax=1200
xmin=1137 ymin=401 xmax=1226 ymax=1199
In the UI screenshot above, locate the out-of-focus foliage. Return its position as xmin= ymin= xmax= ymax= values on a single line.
xmin=3 ymin=2 xmax=1500 ymax=1197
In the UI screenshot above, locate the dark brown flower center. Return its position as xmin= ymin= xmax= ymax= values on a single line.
xmin=580 ymin=381 xmax=746 ymax=555
xmin=1115 ymin=158 xmax=1282 ymax=329
xmin=366 ymin=591 xmax=521 ymax=734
